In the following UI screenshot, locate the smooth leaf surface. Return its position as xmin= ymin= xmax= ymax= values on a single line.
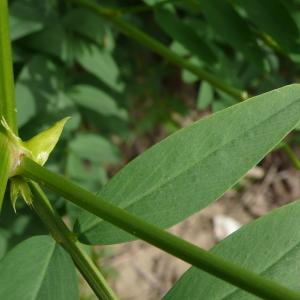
xmin=15 ymin=80 xmax=36 ymax=127
xmin=0 ymin=198 xmax=46 ymax=259
xmin=197 ymin=81 xmax=214 ymax=109
xmin=76 ymin=84 xmax=300 ymax=244
xmin=66 ymin=152 xmax=107 ymax=191
xmin=76 ymin=44 xmax=124 ymax=92
xmin=69 ymin=133 xmax=120 ymax=165
xmin=69 ymin=85 xmax=127 ymax=120
xmin=0 ymin=235 xmax=79 ymax=300
xmin=164 ymin=200 xmax=300 ymax=299
xmin=64 ymin=8 xmax=107 ymax=47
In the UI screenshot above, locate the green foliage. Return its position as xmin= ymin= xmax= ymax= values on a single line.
xmin=154 ymin=7 xmax=217 ymax=64
xmin=164 ymin=200 xmax=300 ymax=299
xmin=76 ymin=45 xmax=124 ymax=92
xmin=76 ymin=84 xmax=300 ymax=244
xmin=0 ymin=198 xmax=46 ymax=260
xmin=235 ymin=0 xmax=299 ymax=53
xmin=68 ymin=85 xmax=127 ymax=120
xmin=2 ymin=0 xmax=300 ymax=299
xmin=197 ymin=81 xmax=214 ymax=110
xmin=69 ymin=133 xmax=120 ymax=166
xmin=197 ymin=0 xmax=264 ymax=67
xmin=0 ymin=235 xmax=79 ymax=300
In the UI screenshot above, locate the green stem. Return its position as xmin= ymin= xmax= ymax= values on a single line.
xmin=282 ymin=142 xmax=300 ymax=170
xmin=0 ymin=0 xmax=17 ymax=212
xmin=0 ymin=133 xmax=11 ymax=210
xmin=69 ymin=0 xmax=247 ymax=101
xmin=0 ymin=0 xmax=17 ymax=134
xmin=29 ymin=181 xmax=118 ymax=300
xmin=20 ymin=157 xmax=300 ymax=300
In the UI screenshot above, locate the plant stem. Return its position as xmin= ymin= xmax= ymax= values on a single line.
xmin=282 ymin=142 xmax=300 ymax=170
xmin=68 ymin=0 xmax=247 ymax=101
xmin=0 ymin=0 xmax=17 ymax=134
xmin=0 ymin=133 xmax=11 ymax=210
xmin=29 ymin=181 xmax=118 ymax=300
xmin=20 ymin=158 xmax=300 ymax=300
xmin=0 ymin=0 xmax=17 ymax=211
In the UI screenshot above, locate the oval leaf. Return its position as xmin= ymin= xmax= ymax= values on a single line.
xmin=69 ymin=133 xmax=120 ymax=165
xmin=0 ymin=235 xmax=79 ymax=300
xmin=164 ymin=200 xmax=300 ymax=299
xmin=69 ymin=85 xmax=127 ymax=120
xmin=76 ymin=44 xmax=124 ymax=92
xmin=76 ymin=84 xmax=300 ymax=244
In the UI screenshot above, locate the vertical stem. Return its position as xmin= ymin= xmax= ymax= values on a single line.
xmin=21 ymin=158 xmax=300 ymax=300
xmin=0 ymin=0 xmax=16 ymax=211
xmin=0 ymin=0 xmax=17 ymax=133
xmin=29 ymin=181 xmax=118 ymax=300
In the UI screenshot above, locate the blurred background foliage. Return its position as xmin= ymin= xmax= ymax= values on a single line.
xmin=2 ymin=0 xmax=300 ymax=295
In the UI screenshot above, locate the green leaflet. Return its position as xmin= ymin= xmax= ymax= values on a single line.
xmin=76 ymin=44 xmax=124 ymax=92
xmin=23 ymin=24 xmax=76 ymax=63
xmin=197 ymin=81 xmax=214 ymax=110
xmin=236 ymin=0 xmax=299 ymax=53
xmin=0 ymin=235 xmax=79 ymax=300
xmin=0 ymin=198 xmax=46 ymax=260
xmin=197 ymin=0 xmax=264 ymax=66
xmin=64 ymin=8 xmax=108 ymax=47
xmin=69 ymin=133 xmax=120 ymax=166
xmin=76 ymin=84 xmax=300 ymax=244
xmin=9 ymin=1 xmax=55 ymax=41
xmin=15 ymin=56 xmax=80 ymax=129
xmin=68 ymin=85 xmax=127 ymax=120
xmin=163 ymin=200 xmax=300 ymax=299
xmin=154 ymin=7 xmax=217 ymax=64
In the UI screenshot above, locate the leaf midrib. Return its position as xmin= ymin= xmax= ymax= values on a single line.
xmin=31 ymin=241 xmax=56 ymax=300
